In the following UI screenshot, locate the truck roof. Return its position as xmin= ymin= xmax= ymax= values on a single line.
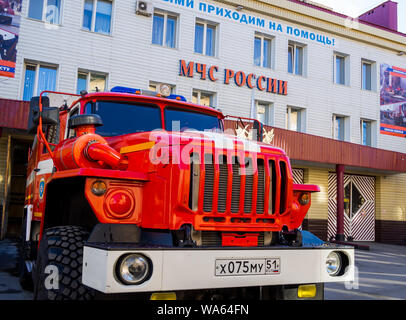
xmin=79 ymin=92 xmax=225 ymax=119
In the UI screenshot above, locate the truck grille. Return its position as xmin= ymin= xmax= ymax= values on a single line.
xmin=203 ymin=155 xmax=214 ymax=213
xmin=188 ymin=153 xmax=289 ymax=227
xmin=200 ymin=231 xmax=266 ymax=247
xmin=217 ymin=156 xmax=228 ymax=213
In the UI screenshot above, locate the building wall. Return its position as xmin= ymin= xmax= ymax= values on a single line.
xmin=0 ymin=134 xmax=9 ymax=208
xmin=295 ymin=166 xmax=406 ymax=244
xmin=301 ymin=167 xmax=329 ymax=240
xmin=0 ymin=0 xmax=405 ymax=153
xmin=376 ymin=173 xmax=406 ymax=244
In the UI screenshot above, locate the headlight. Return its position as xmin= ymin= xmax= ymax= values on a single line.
xmin=326 ymin=251 xmax=342 ymax=276
xmin=105 ymin=189 xmax=135 ymax=219
xmin=116 ymin=254 xmax=152 ymax=285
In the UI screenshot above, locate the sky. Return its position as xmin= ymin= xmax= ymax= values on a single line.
xmin=314 ymin=0 xmax=406 ymax=33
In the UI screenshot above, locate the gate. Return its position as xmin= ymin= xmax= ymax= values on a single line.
xmin=292 ymin=168 xmax=304 ymax=184
xmin=328 ymin=173 xmax=375 ymax=241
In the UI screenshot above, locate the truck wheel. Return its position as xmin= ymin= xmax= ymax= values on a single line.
xmin=19 ymin=216 xmax=34 ymax=291
xmin=33 ymin=226 xmax=94 ymax=300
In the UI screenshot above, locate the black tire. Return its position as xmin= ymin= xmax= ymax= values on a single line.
xmin=19 ymin=216 xmax=34 ymax=291
xmin=33 ymin=226 xmax=94 ymax=300
xmin=19 ymin=251 xmax=34 ymax=291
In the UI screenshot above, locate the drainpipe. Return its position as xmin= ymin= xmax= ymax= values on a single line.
xmin=336 ymin=164 xmax=346 ymax=241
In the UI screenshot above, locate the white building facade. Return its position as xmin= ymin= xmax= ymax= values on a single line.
xmin=1 ymin=0 xmax=406 ymax=243
xmin=1 ymin=0 xmax=405 ymax=152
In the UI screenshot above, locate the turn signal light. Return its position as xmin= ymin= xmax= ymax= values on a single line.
xmin=91 ymin=180 xmax=107 ymax=196
xmin=298 ymin=284 xmax=317 ymax=298
xmin=150 ymin=292 xmax=177 ymax=300
xmin=299 ymin=193 xmax=310 ymax=206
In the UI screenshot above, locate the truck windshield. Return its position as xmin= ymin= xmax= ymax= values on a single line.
xmin=85 ymin=101 xmax=162 ymax=136
xmin=165 ymin=107 xmax=222 ymax=132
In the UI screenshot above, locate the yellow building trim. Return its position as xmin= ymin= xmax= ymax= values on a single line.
xmin=376 ymin=174 xmax=406 ymax=222
xmin=303 ymin=167 xmax=329 ymax=220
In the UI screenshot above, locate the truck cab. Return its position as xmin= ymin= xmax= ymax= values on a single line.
xmin=21 ymin=87 xmax=354 ymax=300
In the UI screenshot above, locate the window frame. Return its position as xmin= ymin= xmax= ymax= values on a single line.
xmin=22 ymin=61 xmax=58 ymax=101
xmin=256 ymin=100 xmax=274 ymax=126
xmin=82 ymin=0 xmax=113 ymax=35
xmin=286 ymin=106 xmax=305 ymax=132
xmin=194 ymin=19 xmax=218 ymax=57
xmin=288 ymin=42 xmax=305 ymax=76
xmin=27 ymin=0 xmax=63 ymax=24
xmin=254 ymin=34 xmax=273 ymax=69
xmin=152 ymin=10 xmax=178 ymax=48
xmin=361 ymin=59 xmax=377 ymax=92
xmin=192 ymin=89 xmax=216 ymax=108
xmin=334 ymin=52 xmax=350 ymax=86
xmin=76 ymin=70 xmax=108 ymax=94
xmin=360 ymin=119 xmax=375 ymax=147
xmin=332 ymin=114 xmax=350 ymax=141
xmin=66 ymin=103 xmax=80 ymax=139
xmin=362 ymin=61 xmax=372 ymax=91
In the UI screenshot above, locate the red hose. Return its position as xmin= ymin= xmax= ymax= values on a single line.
xmin=86 ymin=143 xmax=122 ymax=169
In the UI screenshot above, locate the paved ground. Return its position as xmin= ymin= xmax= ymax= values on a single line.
xmin=325 ymin=242 xmax=406 ymax=300
xmin=0 ymin=239 xmax=405 ymax=300
xmin=0 ymin=239 xmax=32 ymax=300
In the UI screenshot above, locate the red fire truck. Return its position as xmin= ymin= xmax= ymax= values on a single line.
xmin=19 ymin=88 xmax=354 ymax=300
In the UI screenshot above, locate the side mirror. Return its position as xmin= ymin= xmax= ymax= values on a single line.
xmin=27 ymin=96 xmax=59 ymax=133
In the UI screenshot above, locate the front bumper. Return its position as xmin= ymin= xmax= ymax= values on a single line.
xmin=82 ymin=244 xmax=355 ymax=294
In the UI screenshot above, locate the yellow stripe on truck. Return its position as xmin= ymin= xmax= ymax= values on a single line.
xmin=120 ymin=142 xmax=155 ymax=154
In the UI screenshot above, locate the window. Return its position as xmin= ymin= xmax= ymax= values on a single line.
xmin=288 ymin=42 xmax=304 ymax=76
xmin=334 ymin=53 xmax=349 ymax=85
xmin=152 ymin=11 xmax=177 ymax=48
xmin=192 ymin=89 xmax=216 ymax=108
xmin=23 ymin=63 xmax=57 ymax=101
xmin=361 ymin=60 xmax=377 ymax=92
xmin=362 ymin=61 xmax=372 ymax=91
xmin=361 ymin=119 xmax=373 ymax=146
xmin=76 ymin=71 xmax=107 ymax=94
xmin=332 ymin=114 xmax=349 ymax=141
xmin=286 ymin=107 xmax=305 ymax=132
xmin=67 ymin=104 xmax=80 ymax=138
xmin=256 ymin=101 xmax=273 ymax=126
xmin=194 ymin=20 xmax=217 ymax=56
xmin=335 ymin=56 xmax=345 ymax=85
xmin=28 ymin=0 xmax=62 ymax=24
xmin=254 ymin=35 xmax=272 ymax=68
xmin=85 ymin=101 xmax=162 ymax=136
xmin=83 ymin=0 xmax=112 ymax=35
xmin=165 ymin=108 xmax=221 ymax=132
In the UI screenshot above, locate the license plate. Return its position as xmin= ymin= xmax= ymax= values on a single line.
xmin=215 ymin=258 xmax=280 ymax=276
